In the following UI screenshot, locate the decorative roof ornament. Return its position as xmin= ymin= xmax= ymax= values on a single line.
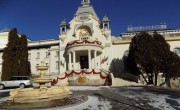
xmin=76 ymin=0 xmax=98 ymax=19
xmin=102 ymin=15 xmax=110 ymax=22
xmin=60 ymin=19 xmax=67 ymax=27
xmin=81 ymin=0 xmax=90 ymax=6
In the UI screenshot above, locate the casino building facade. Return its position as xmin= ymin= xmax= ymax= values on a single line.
xmin=0 ymin=0 xmax=180 ymax=85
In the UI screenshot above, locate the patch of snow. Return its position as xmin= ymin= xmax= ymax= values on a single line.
xmin=0 ymin=89 xmax=12 ymax=93
xmin=70 ymin=86 xmax=109 ymax=91
xmin=148 ymin=94 xmax=173 ymax=110
xmin=125 ymin=87 xmax=143 ymax=90
xmin=0 ymin=97 xmax=7 ymax=104
xmin=112 ymin=87 xmax=180 ymax=110
xmin=47 ymin=96 xmax=112 ymax=110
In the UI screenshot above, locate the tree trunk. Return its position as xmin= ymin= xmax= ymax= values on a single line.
xmin=154 ymin=72 xmax=158 ymax=86
xmin=165 ymin=74 xmax=171 ymax=88
xmin=148 ymin=73 xmax=154 ymax=84
xmin=140 ymin=73 xmax=148 ymax=84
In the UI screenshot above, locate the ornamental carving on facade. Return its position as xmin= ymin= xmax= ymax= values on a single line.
xmin=101 ymin=56 xmax=108 ymax=64
xmin=79 ymin=29 xmax=90 ymax=40
xmin=78 ymin=76 xmax=87 ymax=84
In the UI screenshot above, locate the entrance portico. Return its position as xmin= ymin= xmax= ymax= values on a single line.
xmin=67 ymin=49 xmax=101 ymax=71
xmin=66 ymin=40 xmax=103 ymax=71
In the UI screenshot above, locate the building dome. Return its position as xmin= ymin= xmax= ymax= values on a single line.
xmin=60 ymin=20 xmax=67 ymax=27
xmin=102 ymin=15 xmax=110 ymax=22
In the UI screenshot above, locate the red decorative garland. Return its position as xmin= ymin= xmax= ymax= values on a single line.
xmin=67 ymin=40 xmax=102 ymax=46
xmin=51 ymin=69 xmax=107 ymax=85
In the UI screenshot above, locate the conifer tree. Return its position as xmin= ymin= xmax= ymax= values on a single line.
xmin=19 ymin=35 xmax=28 ymax=76
xmin=1 ymin=29 xmax=29 ymax=80
xmin=127 ymin=32 xmax=155 ymax=84
xmin=1 ymin=28 xmax=19 ymax=80
xmin=127 ymin=31 xmax=180 ymax=87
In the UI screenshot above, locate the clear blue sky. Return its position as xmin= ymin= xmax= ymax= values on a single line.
xmin=0 ymin=0 xmax=180 ymax=40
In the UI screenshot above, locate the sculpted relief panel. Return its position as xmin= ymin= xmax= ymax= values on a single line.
xmin=76 ymin=26 xmax=92 ymax=41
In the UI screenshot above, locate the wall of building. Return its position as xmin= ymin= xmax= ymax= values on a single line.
xmin=28 ymin=45 xmax=60 ymax=75
xmin=0 ymin=31 xmax=60 ymax=76
xmin=0 ymin=32 xmax=8 ymax=49
xmin=167 ymin=40 xmax=180 ymax=51
xmin=108 ymin=44 xmax=130 ymax=73
xmin=59 ymin=16 xmax=112 ymax=74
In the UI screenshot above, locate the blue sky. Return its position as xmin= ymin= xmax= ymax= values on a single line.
xmin=0 ymin=0 xmax=180 ymax=40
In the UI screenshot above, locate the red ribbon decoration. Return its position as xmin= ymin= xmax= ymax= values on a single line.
xmin=67 ymin=40 xmax=102 ymax=46
xmin=51 ymin=69 xmax=107 ymax=85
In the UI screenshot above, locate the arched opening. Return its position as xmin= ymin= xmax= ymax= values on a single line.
xmin=62 ymin=27 xmax=65 ymax=34
xmin=104 ymin=23 xmax=108 ymax=30
xmin=76 ymin=25 xmax=92 ymax=41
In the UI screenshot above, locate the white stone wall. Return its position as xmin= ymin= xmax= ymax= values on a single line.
xmin=59 ymin=16 xmax=112 ymax=74
xmin=167 ymin=40 xmax=180 ymax=51
xmin=109 ymin=44 xmax=130 ymax=73
xmin=0 ymin=30 xmax=180 ymax=76
xmin=110 ymin=40 xmax=180 ymax=72
xmin=0 ymin=32 xmax=8 ymax=49
xmin=28 ymin=45 xmax=59 ymax=75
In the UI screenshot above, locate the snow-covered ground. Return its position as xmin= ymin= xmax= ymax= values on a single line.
xmin=70 ymin=86 xmax=109 ymax=91
xmin=46 ymin=96 xmax=112 ymax=110
xmin=0 ymin=89 xmax=12 ymax=93
xmin=0 ymin=87 xmax=180 ymax=110
xmin=112 ymin=87 xmax=180 ymax=110
xmin=0 ymin=97 xmax=7 ymax=104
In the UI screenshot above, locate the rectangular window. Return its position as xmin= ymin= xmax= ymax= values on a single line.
xmin=56 ymin=61 xmax=59 ymax=69
xmin=46 ymin=52 xmax=49 ymax=58
xmin=28 ymin=53 xmax=31 ymax=60
xmin=56 ymin=51 xmax=59 ymax=57
xmin=37 ymin=52 xmax=40 ymax=59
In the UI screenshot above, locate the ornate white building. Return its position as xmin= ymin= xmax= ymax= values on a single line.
xmin=0 ymin=0 xmax=180 ymax=85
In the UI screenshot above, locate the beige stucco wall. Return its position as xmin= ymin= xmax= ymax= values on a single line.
xmin=167 ymin=40 xmax=180 ymax=51
xmin=0 ymin=32 xmax=9 ymax=49
xmin=0 ymin=35 xmax=180 ymax=76
xmin=28 ymin=45 xmax=59 ymax=75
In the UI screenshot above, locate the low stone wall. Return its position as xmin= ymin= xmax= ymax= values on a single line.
xmin=110 ymin=73 xmax=142 ymax=87
xmin=111 ymin=78 xmax=142 ymax=87
xmin=170 ymin=78 xmax=180 ymax=89
xmin=68 ymin=75 xmax=106 ymax=86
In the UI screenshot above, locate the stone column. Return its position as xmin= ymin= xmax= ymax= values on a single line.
xmin=73 ymin=51 xmax=76 ymax=70
xmin=94 ymin=50 xmax=97 ymax=69
xmin=69 ymin=52 xmax=72 ymax=70
xmin=88 ymin=50 xmax=91 ymax=69
xmin=100 ymin=54 xmax=102 ymax=69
